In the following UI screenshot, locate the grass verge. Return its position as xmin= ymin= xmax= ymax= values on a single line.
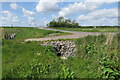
xmin=51 ymin=27 xmax=119 ymax=33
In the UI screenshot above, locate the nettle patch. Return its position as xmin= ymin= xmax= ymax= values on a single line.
xmin=41 ymin=41 xmax=77 ymax=59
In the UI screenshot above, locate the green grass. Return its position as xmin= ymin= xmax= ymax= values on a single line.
xmin=2 ymin=27 xmax=74 ymax=78
xmin=2 ymin=27 xmax=71 ymax=40
xmin=2 ymin=40 xmax=75 ymax=78
xmin=66 ymin=34 xmax=119 ymax=78
xmin=2 ymin=27 xmax=120 ymax=79
xmin=51 ymin=27 xmax=119 ymax=33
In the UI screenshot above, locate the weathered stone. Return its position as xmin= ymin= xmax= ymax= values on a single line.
xmin=41 ymin=41 xmax=77 ymax=58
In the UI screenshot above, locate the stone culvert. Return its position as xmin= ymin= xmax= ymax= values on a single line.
xmin=2 ymin=29 xmax=19 ymax=40
xmin=41 ymin=41 xmax=77 ymax=58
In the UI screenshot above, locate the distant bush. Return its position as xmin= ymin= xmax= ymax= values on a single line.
xmin=47 ymin=17 xmax=80 ymax=28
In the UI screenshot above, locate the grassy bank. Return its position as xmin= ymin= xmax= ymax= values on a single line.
xmin=51 ymin=27 xmax=119 ymax=33
xmin=2 ymin=27 xmax=120 ymax=79
xmin=2 ymin=27 xmax=73 ymax=78
xmin=2 ymin=27 xmax=71 ymax=40
xmin=66 ymin=34 xmax=120 ymax=78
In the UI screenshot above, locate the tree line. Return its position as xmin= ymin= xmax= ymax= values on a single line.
xmin=47 ymin=17 xmax=80 ymax=28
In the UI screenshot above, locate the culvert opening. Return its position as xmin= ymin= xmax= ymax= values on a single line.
xmin=53 ymin=47 xmax=61 ymax=56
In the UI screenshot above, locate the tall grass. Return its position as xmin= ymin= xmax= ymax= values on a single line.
xmin=63 ymin=34 xmax=119 ymax=79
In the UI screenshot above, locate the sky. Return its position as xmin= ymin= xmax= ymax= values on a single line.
xmin=0 ymin=0 xmax=119 ymax=27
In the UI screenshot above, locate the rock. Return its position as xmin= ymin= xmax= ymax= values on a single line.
xmin=41 ymin=40 xmax=77 ymax=58
xmin=61 ymin=56 xmax=67 ymax=60
xmin=48 ymin=33 xmax=60 ymax=36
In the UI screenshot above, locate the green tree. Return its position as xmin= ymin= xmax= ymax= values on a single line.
xmin=47 ymin=20 xmax=57 ymax=27
xmin=47 ymin=17 xmax=80 ymax=28
xmin=57 ymin=17 xmax=64 ymax=22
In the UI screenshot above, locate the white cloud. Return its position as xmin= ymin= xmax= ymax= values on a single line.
xmin=51 ymin=15 xmax=58 ymax=19
xmin=1 ymin=11 xmax=19 ymax=23
xmin=36 ymin=0 xmax=60 ymax=13
xmin=22 ymin=8 xmax=35 ymax=17
xmin=0 ymin=17 xmax=8 ymax=20
xmin=44 ymin=20 xmax=49 ymax=24
xmin=21 ymin=22 xmax=26 ymax=24
xmin=59 ymin=2 xmax=102 ymax=17
xmin=2 ymin=11 xmax=10 ymax=14
xmin=43 ymin=20 xmax=49 ymax=27
xmin=2 ymin=11 xmax=12 ymax=17
xmin=22 ymin=8 xmax=36 ymax=26
xmin=85 ymin=0 xmax=119 ymax=2
xmin=27 ymin=16 xmax=36 ymax=26
xmin=58 ymin=0 xmax=119 ymax=17
xmin=1 ymin=22 xmax=5 ymax=24
xmin=77 ymin=8 xmax=117 ymax=21
xmin=76 ymin=8 xmax=118 ymax=26
xmin=28 ymin=17 xmax=35 ymax=22
xmin=10 ymin=3 xmax=18 ymax=9
xmin=30 ymin=22 xmax=36 ymax=26
xmin=11 ymin=16 xmax=19 ymax=22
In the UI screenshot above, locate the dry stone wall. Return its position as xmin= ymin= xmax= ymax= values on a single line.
xmin=41 ymin=41 xmax=77 ymax=58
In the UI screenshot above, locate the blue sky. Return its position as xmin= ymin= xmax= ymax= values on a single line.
xmin=0 ymin=0 xmax=118 ymax=27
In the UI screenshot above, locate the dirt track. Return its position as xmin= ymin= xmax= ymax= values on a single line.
xmin=25 ymin=28 xmax=115 ymax=42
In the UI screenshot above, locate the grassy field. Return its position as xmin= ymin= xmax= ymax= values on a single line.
xmin=2 ymin=27 xmax=120 ymax=79
xmin=51 ymin=27 xmax=119 ymax=33
xmin=2 ymin=27 xmax=71 ymax=40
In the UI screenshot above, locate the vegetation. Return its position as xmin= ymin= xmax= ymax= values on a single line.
xmin=80 ymin=26 xmax=120 ymax=28
xmin=2 ymin=27 xmax=120 ymax=79
xmin=2 ymin=40 xmax=75 ymax=78
xmin=2 ymin=27 xmax=75 ymax=79
xmin=51 ymin=27 xmax=119 ymax=33
xmin=2 ymin=27 xmax=70 ymax=40
xmin=47 ymin=17 xmax=80 ymax=28
xmin=73 ymin=34 xmax=120 ymax=79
